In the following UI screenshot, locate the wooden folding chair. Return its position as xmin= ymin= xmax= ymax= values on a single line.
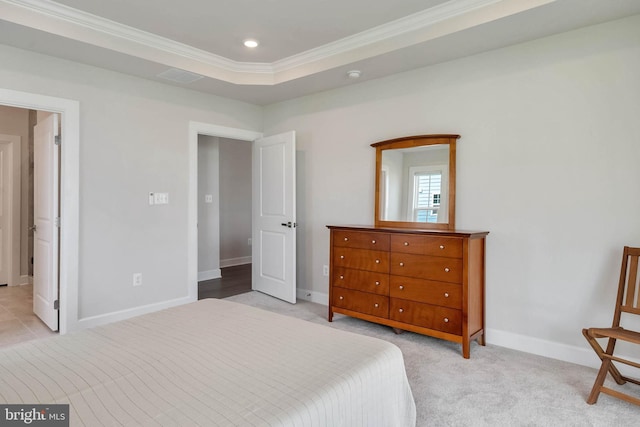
xmin=583 ymin=246 xmax=640 ymax=406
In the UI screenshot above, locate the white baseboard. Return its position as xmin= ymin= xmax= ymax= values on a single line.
xmin=297 ymin=288 xmax=328 ymax=305
xmin=20 ymin=275 xmax=33 ymax=285
xmin=198 ymin=269 xmax=222 ymax=281
xmin=486 ymin=328 xmax=640 ymax=376
xmin=77 ymin=295 xmax=195 ymax=331
xmin=220 ymin=256 xmax=251 ymax=268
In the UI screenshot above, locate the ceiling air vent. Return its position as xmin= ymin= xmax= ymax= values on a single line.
xmin=156 ymin=68 xmax=204 ymax=84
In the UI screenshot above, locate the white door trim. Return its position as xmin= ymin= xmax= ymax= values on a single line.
xmin=188 ymin=122 xmax=262 ymax=300
xmin=0 ymin=134 xmax=21 ymax=287
xmin=0 ymin=87 xmax=79 ymax=335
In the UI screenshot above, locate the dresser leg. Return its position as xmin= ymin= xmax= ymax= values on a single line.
xmin=462 ymin=340 xmax=470 ymax=359
xmin=328 ymin=307 xmax=333 ymax=322
xmin=392 ymin=328 xmax=405 ymax=335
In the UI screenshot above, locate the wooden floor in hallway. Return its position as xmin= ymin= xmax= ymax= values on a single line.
xmin=198 ymin=264 xmax=252 ymax=300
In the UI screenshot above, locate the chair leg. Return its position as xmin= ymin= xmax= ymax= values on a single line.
xmin=582 ymin=329 xmax=626 ymax=385
xmin=587 ymin=357 xmax=612 ymax=404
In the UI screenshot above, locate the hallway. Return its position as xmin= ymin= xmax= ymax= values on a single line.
xmin=0 ymin=284 xmax=57 ymax=349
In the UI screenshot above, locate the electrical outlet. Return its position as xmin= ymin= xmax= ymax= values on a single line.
xmin=133 ymin=273 xmax=142 ymax=287
xmin=322 ymin=265 xmax=329 ymax=276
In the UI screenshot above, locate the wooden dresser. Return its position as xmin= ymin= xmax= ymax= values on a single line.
xmin=327 ymin=225 xmax=488 ymax=358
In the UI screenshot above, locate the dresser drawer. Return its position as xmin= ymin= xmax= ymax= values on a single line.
xmin=333 ymin=267 xmax=389 ymax=295
xmin=390 ymin=253 xmax=462 ymax=283
xmin=332 ymin=287 xmax=389 ymax=318
xmin=390 ymin=299 xmax=461 ymax=335
xmin=389 ymin=276 xmax=461 ymax=309
xmin=333 ymin=230 xmax=390 ymax=251
xmin=390 ymin=235 xmax=462 ymax=258
xmin=333 ymin=247 xmax=389 ymax=273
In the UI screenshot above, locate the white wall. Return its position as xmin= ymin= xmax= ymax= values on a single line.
xmin=0 ymin=44 xmax=262 ymax=322
xmin=197 ymin=135 xmax=221 ymax=280
xmin=219 ymin=138 xmax=252 ymax=266
xmin=263 ymin=15 xmax=640 ymax=364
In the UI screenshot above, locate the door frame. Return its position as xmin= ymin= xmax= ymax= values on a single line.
xmin=0 ymin=87 xmax=79 ymax=334
xmin=188 ymin=122 xmax=262 ymax=300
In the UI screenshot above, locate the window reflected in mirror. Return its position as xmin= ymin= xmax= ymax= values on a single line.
xmin=379 ymin=144 xmax=449 ymax=223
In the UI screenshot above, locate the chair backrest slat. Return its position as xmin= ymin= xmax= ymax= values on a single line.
xmin=621 ymin=306 xmax=640 ymax=315
xmin=624 ymin=254 xmax=639 ymax=310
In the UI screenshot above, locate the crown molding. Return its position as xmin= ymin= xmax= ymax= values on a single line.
xmin=272 ymin=0 xmax=505 ymax=73
xmin=0 ymin=0 xmax=555 ymax=85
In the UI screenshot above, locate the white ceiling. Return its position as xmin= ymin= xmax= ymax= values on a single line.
xmin=1 ymin=0 xmax=639 ymax=105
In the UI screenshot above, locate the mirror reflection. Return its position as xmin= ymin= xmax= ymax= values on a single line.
xmin=379 ymin=144 xmax=449 ymax=224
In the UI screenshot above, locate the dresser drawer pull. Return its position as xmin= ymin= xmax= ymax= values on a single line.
xmin=372 ymin=240 xmax=376 ymax=244
xmin=439 ymin=245 xmax=445 ymax=249
xmin=344 ymin=237 xmax=348 ymax=241
xmin=375 ymin=259 xmax=380 ymax=264
xmin=340 ymin=255 xmax=344 ymax=259
xmin=404 ymin=242 xmax=409 ymax=246
xmin=339 ymin=296 xmax=344 ymax=300
xmin=399 ymin=285 xmax=404 ymax=290
xmin=398 ymin=308 xmax=404 ymax=313
xmin=399 ymin=262 xmax=404 ymax=267
xmin=339 ymin=275 xmax=344 ymax=279
xmin=444 ymin=267 xmax=450 ymax=272
xmin=375 ymin=281 xmax=380 ymax=286
xmin=444 ymin=317 xmax=449 ymax=323
xmin=374 ymin=303 xmax=379 ymax=308
xmin=444 ymin=292 xmax=449 ymax=298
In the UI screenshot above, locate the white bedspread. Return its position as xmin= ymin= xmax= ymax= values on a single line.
xmin=0 ymin=299 xmax=416 ymax=426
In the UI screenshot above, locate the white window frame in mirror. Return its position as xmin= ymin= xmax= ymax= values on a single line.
xmin=407 ymin=164 xmax=449 ymax=223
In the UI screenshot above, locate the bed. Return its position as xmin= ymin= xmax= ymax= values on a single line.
xmin=0 ymin=298 xmax=416 ymax=426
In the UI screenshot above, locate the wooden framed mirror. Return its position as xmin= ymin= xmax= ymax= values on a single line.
xmin=372 ymin=134 xmax=459 ymax=230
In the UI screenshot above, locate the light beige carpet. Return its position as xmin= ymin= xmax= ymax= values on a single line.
xmin=225 ymin=291 xmax=640 ymax=427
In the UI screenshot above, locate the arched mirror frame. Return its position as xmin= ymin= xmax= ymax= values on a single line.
xmin=372 ymin=134 xmax=460 ymax=230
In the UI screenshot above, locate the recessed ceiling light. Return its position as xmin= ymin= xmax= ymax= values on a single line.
xmin=244 ymin=39 xmax=259 ymax=48
xmin=347 ymin=70 xmax=361 ymax=79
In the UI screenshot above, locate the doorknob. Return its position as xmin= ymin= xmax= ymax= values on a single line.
xmin=281 ymin=222 xmax=294 ymax=228
xmin=29 ymin=225 xmax=37 ymax=232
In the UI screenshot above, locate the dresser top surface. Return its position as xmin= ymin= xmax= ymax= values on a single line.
xmin=327 ymin=224 xmax=489 ymax=238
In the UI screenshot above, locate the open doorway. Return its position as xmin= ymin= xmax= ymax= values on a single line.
xmin=0 ymin=105 xmax=58 ymax=347
xmin=188 ymin=123 xmax=296 ymax=304
xmin=197 ymin=135 xmax=252 ymax=299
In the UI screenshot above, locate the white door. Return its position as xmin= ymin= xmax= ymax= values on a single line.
xmin=33 ymin=113 xmax=60 ymax=331
xmin=252 ymin=131 xmax=296 ymax=303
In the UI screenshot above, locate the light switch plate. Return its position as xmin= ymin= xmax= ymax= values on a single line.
xmin=154 ymin=192 xmax=169 ymax=204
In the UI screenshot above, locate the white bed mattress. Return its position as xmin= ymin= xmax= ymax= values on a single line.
xmin=0 ymin=298 xmax=416 ymax=426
